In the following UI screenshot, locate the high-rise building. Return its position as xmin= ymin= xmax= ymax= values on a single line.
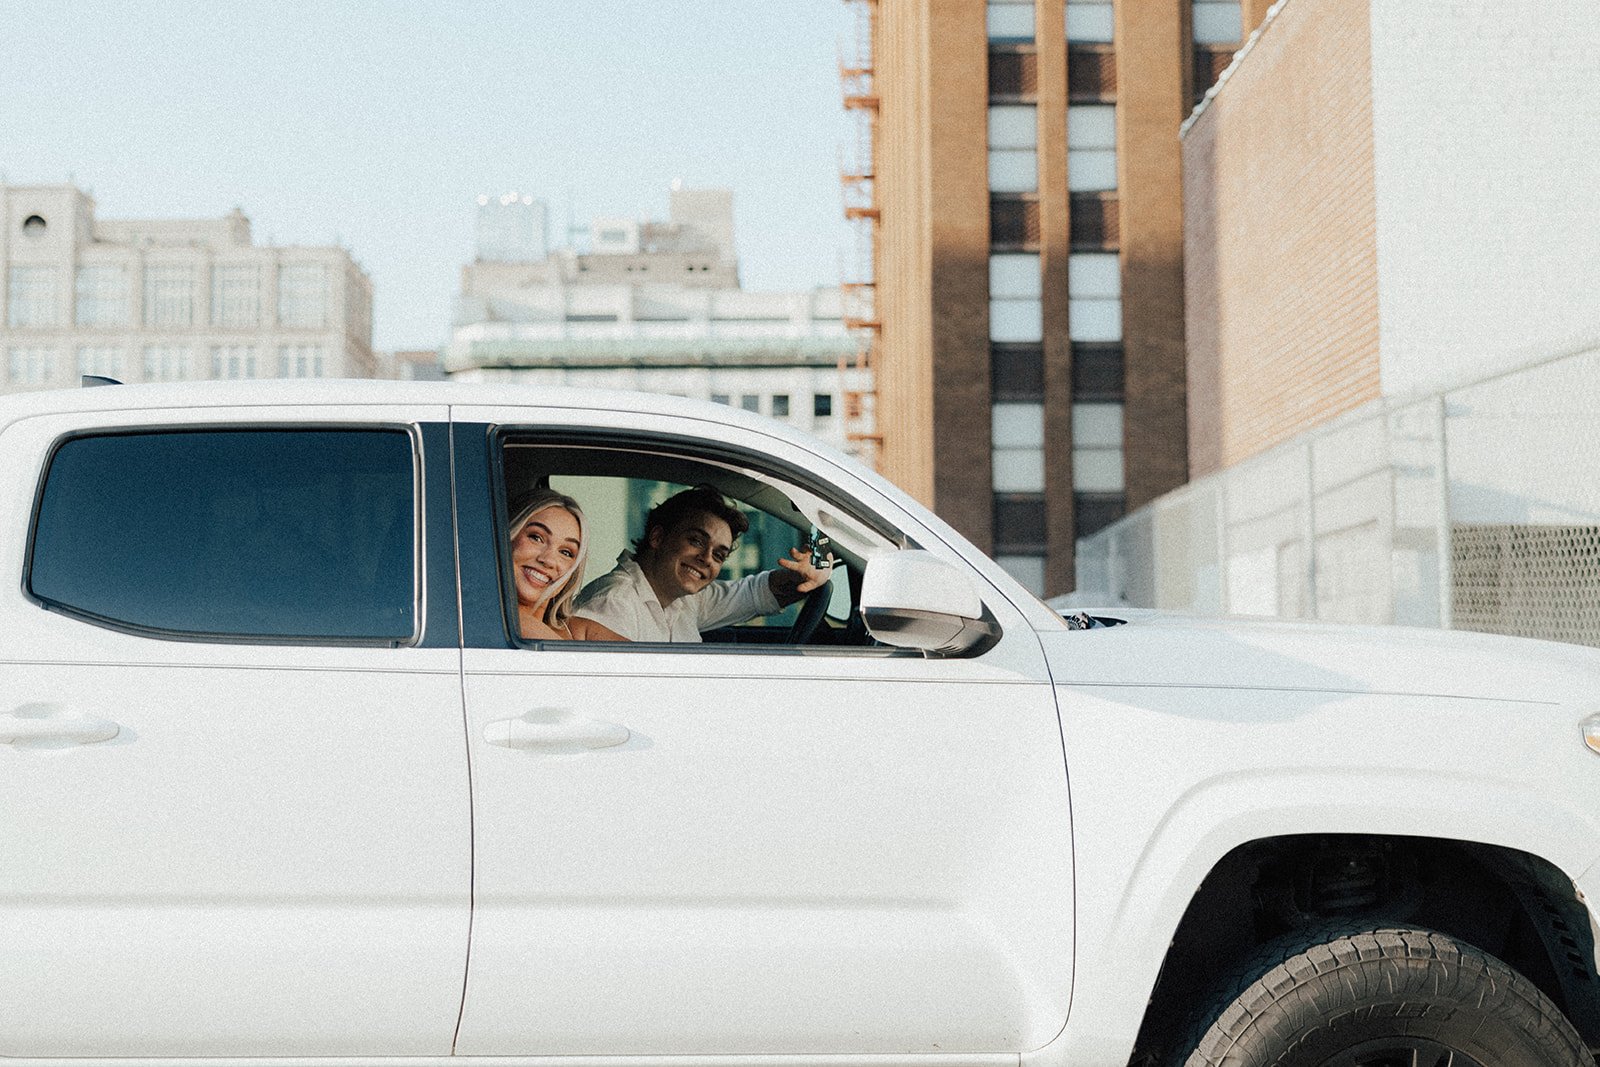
xmin=857 ymin=0 xmax=1264 ymax=595
xmin=475 ymin=193 xmax=550 ymax=263
xmin=0 ymin=184 xmax=375 ymax=391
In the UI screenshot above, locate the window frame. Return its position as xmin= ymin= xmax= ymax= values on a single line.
xmin=477 ymin=425 xmax=919 ymax=658
xmin=23 ymin=423 xmax=429 ymax=647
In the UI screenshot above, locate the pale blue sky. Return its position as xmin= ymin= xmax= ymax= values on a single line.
xmin=0 ymin=0 xmax=855 ymax=349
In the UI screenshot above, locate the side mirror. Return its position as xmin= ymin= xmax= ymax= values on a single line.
xmin=860 ymin=550 xmax=1001 ymax=656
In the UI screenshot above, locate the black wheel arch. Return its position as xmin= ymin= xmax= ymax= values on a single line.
xmin=1129 ymin=834 xmax=1600 ymax=1065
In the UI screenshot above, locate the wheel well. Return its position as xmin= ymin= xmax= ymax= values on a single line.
xmin=1129 ymin=835 xmax=1600 ymax=1064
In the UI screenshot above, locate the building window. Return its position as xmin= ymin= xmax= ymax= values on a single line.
xmin=992 ymin=401 xmax=1045 ymax=493
xmin=987 ymin=0 xmax=1034 ymax=41
xmin=142 ymin=345 xmax=193 ymax=381
xmin=75 ymin=266 xmax=127 ymax=327
xmin=278 ymin=263 xmax=328 ymax=328
xmin=212 ymin=265 xmax=262 ymax=327
xmin=994 ymin=495 xmax=1048 ymax=552
xmin=143 ymin=265 xmax=194 ymax=327
xmin=711 ymin=393 xmax=731 ymax=405
xmin=988 ymin=105 xmax=1039 ymax=194
xmin=771 ymin=394 xmax=790 ymax=418
xmin=1074 ymin=492 xmax=1126 ymax=540
xmin=813 ymin=393 xmax=834 ymax=418
xmin=211 ymin=345 xmax=258 ymax=379
xmin=278 ymin=345 xmax=325 ymax=378
xmin=739 ymin=394 xmax=760 ymax=413
xmin=990 ymin=252 xmax=1043 ymax=344
xmin=1071 ymin=342 xmax=1124 ymax=400
xmin=8 ymin=266 xmax=60 ymax=327
xmin=992 ymin=344 xmax=1045 ymax=401
xmin=1193 ymin=0 xmax=1243 ymax=43
xmin=7 ymin=345 xmax=58 ymax=384
xmin=1068 ymin=252 xmax=1122 ymax=341
xmin=1068 ymin=104 xmax=1118 ymax=192
xmin=1066 ymin=0 xmax=1114 ymax=43
xmin=996 ymin=554 xmax=1047 ymax=596
xmin=1072 ymin=401 xmax=1124 ymax=492
xmin=76 ymin=346 xmax=125 ymax=379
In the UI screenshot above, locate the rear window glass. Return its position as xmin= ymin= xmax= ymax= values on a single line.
xmin=29 ymin=429 xmax=417 ymax=641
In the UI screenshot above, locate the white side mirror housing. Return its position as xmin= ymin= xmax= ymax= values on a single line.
xmin=860 ymin=550 xmax=1001 ymax=655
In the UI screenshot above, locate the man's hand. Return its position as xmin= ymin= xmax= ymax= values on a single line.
xmin=770 ymin=547 xmax=835 ymax=605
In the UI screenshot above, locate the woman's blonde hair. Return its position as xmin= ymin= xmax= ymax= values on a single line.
xmin=507 ymin=487 xmax=589 ymax=630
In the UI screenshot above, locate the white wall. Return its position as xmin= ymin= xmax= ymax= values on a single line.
xmin=1370 ymin=0 xmax=1600 ymax=398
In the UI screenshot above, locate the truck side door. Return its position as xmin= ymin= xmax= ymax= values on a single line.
xmin=0 ymin=408 xmax=471 ymax=1058
xmin=449 ymin=409 xmax=1074 ymax=1059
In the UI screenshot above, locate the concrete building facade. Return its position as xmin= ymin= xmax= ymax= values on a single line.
xmin=868 ymin=0 xmax=1259 ymax=595
xmin=0 ymin=184 xmax=375 ymax=391
xmin=444 ymin=189 xmax=867 ymax=456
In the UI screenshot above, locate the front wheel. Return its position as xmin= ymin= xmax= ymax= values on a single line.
xmin=1175 ymin=926 xmax=1595 ymax=1067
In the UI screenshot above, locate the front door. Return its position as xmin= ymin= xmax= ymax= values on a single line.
xmin=449 ymin=410 xmax=1074 ymax=1059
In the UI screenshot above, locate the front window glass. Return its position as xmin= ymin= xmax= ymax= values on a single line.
xmin=495 ymin=439 xmax=898 ymax=649
xmin=30 ymin=429 xmax=416 ymax=641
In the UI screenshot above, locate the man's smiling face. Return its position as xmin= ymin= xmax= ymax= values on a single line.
xmin=639 ymin=510 xmax=734 ymax=606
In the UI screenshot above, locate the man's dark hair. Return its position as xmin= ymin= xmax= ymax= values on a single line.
xmin=634 ymin=484 xmax=749 ymax=554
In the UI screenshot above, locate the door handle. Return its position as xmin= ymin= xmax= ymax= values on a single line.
xmin=484 ymin=708 xmax=630 ymax=752
xmin=0 ymin=706 xmax=120 ymax=745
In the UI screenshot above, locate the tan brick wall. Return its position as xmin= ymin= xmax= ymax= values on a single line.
xmin=875 ymin=0 xmax=993 ymax=546
xmin=873 ymin=0 xmax=937 ymax=507
xmin=1183 ymin=0 xmax=1380 ymax=477
xmin=1117 ymin=0 xmax=1190 ymax=510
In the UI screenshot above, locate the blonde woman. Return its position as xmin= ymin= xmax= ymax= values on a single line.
xmin=507 ymin=488 xmax=626 ymax=641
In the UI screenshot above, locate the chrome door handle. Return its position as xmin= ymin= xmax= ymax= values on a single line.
xmin=0 ymin=706 xmax=120 ymax=745
xmin=484 ymin=709 xmax=630 ymax=752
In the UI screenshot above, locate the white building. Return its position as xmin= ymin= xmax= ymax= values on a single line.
xmin=445 ymin=187 xmax=871 ymax=456
xmin=0 ymin=184 xmax=375 ymax=391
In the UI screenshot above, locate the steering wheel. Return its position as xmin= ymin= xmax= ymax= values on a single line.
xmin=786 ymin=581 xmax=832 ymax=644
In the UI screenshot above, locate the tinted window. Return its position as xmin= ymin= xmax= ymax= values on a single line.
xmin=30 ymin=429 xmax=416 ymax=641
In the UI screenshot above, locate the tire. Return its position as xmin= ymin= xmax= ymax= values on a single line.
xmin=1174 ymin=925 xmax=1596 ymax=1067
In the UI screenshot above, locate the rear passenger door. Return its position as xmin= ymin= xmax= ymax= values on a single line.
xmin=0 ymin=407 xmax=471 ymax=1058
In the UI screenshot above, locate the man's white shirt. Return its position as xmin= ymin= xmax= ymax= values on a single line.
xmin=573 ymin=551 xmax=780 ymax=642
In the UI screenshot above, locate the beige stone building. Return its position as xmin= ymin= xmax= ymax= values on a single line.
xmin=862 ymin=0 xmax=1266 ymax=595
xmin=0 ymin=184 xmax=374 ymax=391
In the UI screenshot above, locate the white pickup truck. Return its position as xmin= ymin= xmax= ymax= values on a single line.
xmin=4 ymin=380 xmax=1598 ymax=1067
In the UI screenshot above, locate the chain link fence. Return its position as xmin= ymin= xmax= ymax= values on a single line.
xmin=1077 ymin=344 xmax=1600 ymax=646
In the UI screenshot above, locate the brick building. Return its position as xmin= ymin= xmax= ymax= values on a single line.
xmin=863 ymin=0 xmax=1265 ymax=595
xmin=1079 ymin=0 xmax=1600 ymax=645
xmin=1183 ymin=0 xmax=1600 ymax=472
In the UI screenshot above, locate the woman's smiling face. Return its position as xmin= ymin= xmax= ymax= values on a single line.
xmin=511 ymin=505 xmax=582 ymax=606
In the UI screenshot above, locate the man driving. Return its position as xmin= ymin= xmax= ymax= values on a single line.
xmin=572 ymin=484 xmax=832 ymax=643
